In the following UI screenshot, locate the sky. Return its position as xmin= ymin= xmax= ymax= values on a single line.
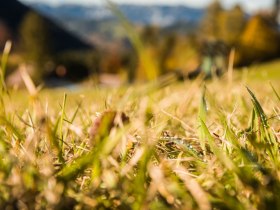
xmin=21 ymin=0 xmax=274 ymax=13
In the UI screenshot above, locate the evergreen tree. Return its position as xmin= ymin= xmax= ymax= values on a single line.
xmin=200 ymin=0 xmax=223 ymax=40
xmin=200 ymin=2 xmax=246 ymax=46
xmin=274 ymin=0 xmax=280 ymax=23
xmin=19 ymin=11 xmax=52 ymax=81
xmin=159 ymin=34 xmax=176 ymax=74
xmin=219 ymin=5 xmax=246 ymax=46
xmin=140 ymin=25 xmax=159 ymax=46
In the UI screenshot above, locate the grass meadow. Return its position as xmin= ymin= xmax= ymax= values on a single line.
xmin=1 ymin=42 xmax=280 ymax=209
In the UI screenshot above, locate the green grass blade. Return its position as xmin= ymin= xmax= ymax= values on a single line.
xmin=58 ymin=115 xmax=126 ymax=182
xmin=198 ymin=86 xmax=208 ymax=154
xmin=246 ymin=87 xmax=268 ymax=128
xmin=46 ymin=117 xmax=64 ymax=163
xmin=58 ymin=93 xmax=67 ymax=141
xmin=246 ymin=87 xmax=279 ymax=165
xmin=0 ymin=116 xmax=24 ymax=141
xmin=132 ymin=144 xmax=154 ymax=210
xmin=57 ymin=149 xmax=95 ymax=182
xmin=270 ymin=82 xmax=280 ymax=102
xmin=70 ymin=101 xmax=82 ymax=124
xmin=200 ymin=119 xmax=238 ymax=172
xmin=0 ymin=41 xmax=12 ymax=93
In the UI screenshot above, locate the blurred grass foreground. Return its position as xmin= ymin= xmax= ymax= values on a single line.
xmin=1 ymin=37 xmax=280 ymax=209
xmin=1 ymin=0 xmax=280 ymax=209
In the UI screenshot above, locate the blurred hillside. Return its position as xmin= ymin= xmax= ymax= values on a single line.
xmin=0 ymin=0 xmax=99 ymax=84
xmin=0 ymin=0 xmax=92 ymax=51
xmin=28 ymin=3 xmax=204 ymax=43
xmin=30 ymin=3 xmax=204 ymax=25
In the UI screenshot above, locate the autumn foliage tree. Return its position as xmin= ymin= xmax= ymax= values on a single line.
xmin=199 ymin=1 xmax=280 ymax=66
xmin=236 ymin=15 xmax=280 ymax=65
xmin=200 ymin=1 xmax=246 ymax=46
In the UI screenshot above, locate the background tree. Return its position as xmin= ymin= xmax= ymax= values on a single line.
xmin=200 ymin=2 xmax=246 ymax=45
xmin=236 ymin=15 xmax=280 ymax=65
xmin=219 ymin=5 xmax=246 ymax=46
xmin=19 ymin=11 xmax=52 ymax=81
xmin=158 ymin=34 xmax=176 ymax=74
xmin=122 ymin=47 xmax=137 ymax=83
xmin=274 ymin=0 xmax=280 ymax=23
xmin=200 ymin=0 xmax=223 ymax=40
xmin=140 ymin=25 xmax=160 ymax=46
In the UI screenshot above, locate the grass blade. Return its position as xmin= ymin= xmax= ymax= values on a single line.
xmin=200 ymin=119 xmax=238 ymax=172
xmin=0 ymin=41 xmax=12 ymax=92
xmin=198 ymin=86 xmax=208 ymax=154
xmin=270 ymin=82 xmax=280 ymax=102
xmin=58 ymin=93 xmax=67 ymax=141
xmin=246 ymin=87 xmax=268 ymax=128
xmin=0 ymin=116 xmax=24 ymax=141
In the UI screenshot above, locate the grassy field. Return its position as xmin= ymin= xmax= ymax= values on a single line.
xmin=237 ymin=59 xmax=280 ymax=82
xmin=1 ymin=50 xmax=280 ymax=209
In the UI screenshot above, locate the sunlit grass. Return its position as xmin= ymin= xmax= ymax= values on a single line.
xmin=237 ymin=59 xmax=280 ymax=82
xmin=1 ymin=16 xmax=280 ymax=207
xmin=1 ymin=65 xmax=280 ymax=209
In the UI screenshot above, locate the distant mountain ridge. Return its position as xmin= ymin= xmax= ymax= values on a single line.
xmin=28 ymin=3 xmax=204 ymax=27
xmin=0 ymin=0 xmax=93 ymax=51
